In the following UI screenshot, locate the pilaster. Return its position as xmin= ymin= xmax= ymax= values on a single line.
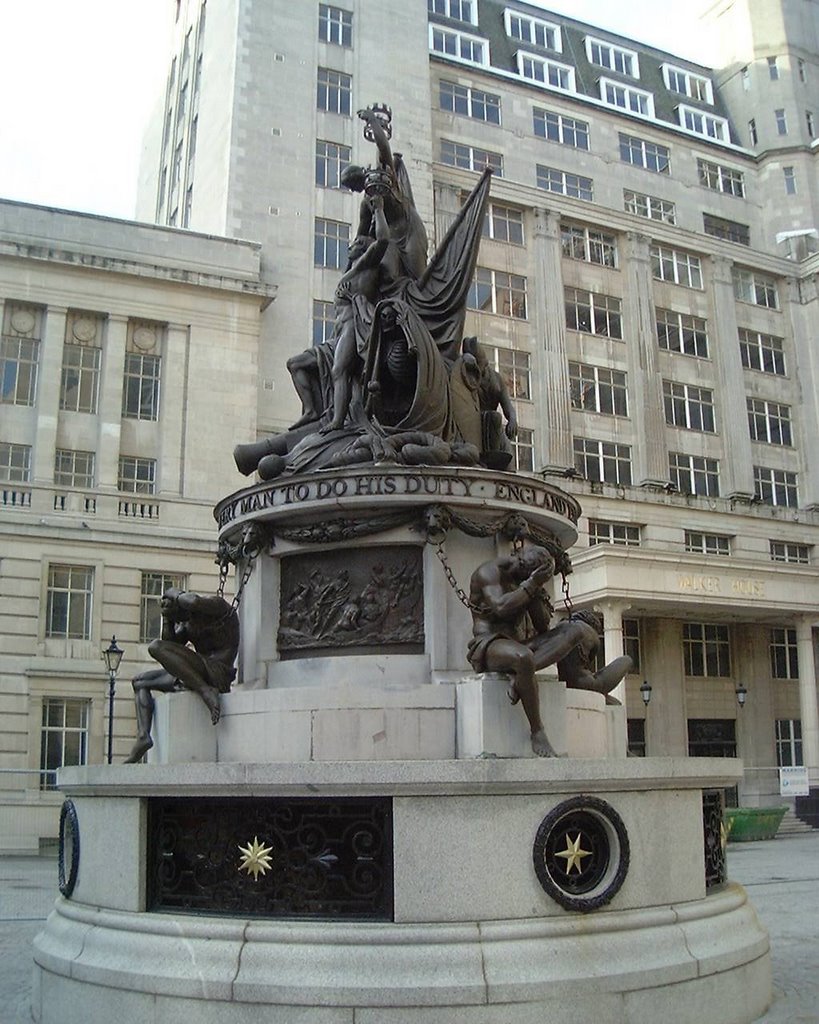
xmin=32 ymin=305 xmax=68 ymax=484
xmin=795 ymin=617 xmax=819 ymax=777
xmin=96 ymin=315 xmax=127 ymax=490
xmin=787 ymin=272 xmax=819 ymax=508
xmin=161 ymin=323 xmax=190 ymax=497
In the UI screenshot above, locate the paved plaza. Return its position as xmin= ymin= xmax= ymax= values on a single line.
xmin=0 ymin=833 xmax=817 ymax=1023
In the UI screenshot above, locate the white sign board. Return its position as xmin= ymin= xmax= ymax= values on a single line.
xmin=779 ymin=766 xmax=809 ymax=797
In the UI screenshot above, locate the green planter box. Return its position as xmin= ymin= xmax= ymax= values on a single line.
xmin=725 ymin=806 xmax=788 ymax=842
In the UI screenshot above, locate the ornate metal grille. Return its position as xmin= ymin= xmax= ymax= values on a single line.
xmin=147 ymin=797 xmax=393 ymax=920
xmin=702 ymin=789 xmax=727 ymax=889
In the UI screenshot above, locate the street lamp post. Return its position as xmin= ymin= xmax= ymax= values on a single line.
xmin=102 ymin=636 xmax=124 ymax=765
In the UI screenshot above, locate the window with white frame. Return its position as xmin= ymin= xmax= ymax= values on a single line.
xmin=754 ymin=466 xmax=797 ymax=507
xmin=511 ymin=426 xmax=534 ymax=472
xmin=651 ymin=245 xmax=703 ymax=289
xmin=439 ymin=80 xmax=500 ymax=123
xmin=561 ymin=224 xmax=617 ymax=267
xmin=623 ymin=618 xmax=641 ymax=671
xmin=770 ymin=628 xmax=798 ymax=679
xmin=314 ymin=217 xmax=349 ymax=269
xmin=40 ymin=698 xmax=89 ymax=790
xmin=588 ymin=520 xmax=640 ymax=546
xmin=775 ymin=108 xmax=787 ymax=134
xmin=683 ymin=622 xmax=731 ymax=676
xmin=1 ymin=304 xmax=41 ymax=407
xmin=60 ymin=341 xmax=101 ymax=414
xmin=663 ymin=380 xmax=715 ymax=432
xmin=656 ymin=308 xmax=708 ymax=357
xmin=784 ymin=166 xmax=796 ymax=194
xmin=536 ymin=165 xmax=593 ymax=201
xmin=703 ymin=214 xmax=750 ymax=246
xmin=318 ymin=4 xmax=352 ymax=46
xmin=140 ymin=570 xmax=186 ymax=643
xmin=482 ymin=201 xmax=524 ymax=244
xmin=768 ymin=56 xmax=779 ymax=80
xmin=669 ymin=452 xmax=720 ymax=496
xmin=623 ymin=189 xmax=676 ymax=224
xmin=54 ymin=449 xmax=95 ymax=489
xmin=440 ymin=139 xmax=503 ymax=174
xmin=0 ymin=441 xmax=30 ymax=482
xmin=504 ymin=8 xmax=560 ymax=50
xmin=739 ymin=329 xmax=785 ymax=375
xmin=573 ymin=437 xmax=632 ymax=485
xmin=679 ymin=105 xmax=729 ymax=141
xmin=564 ymin=288 xmax=622 ymax=338
xmin=776 ymin=719 xmax=803 ymax=767
xmin=662 ymin=64 xmax=713 ymax=103
xmin=569 ymin=362 xmax=628 ymax=416
xmin=733 ymin=268 xmax=778 ymax=308
xmin=806 ymin=110 xmax=814 ymax=136
xmin=315 ymin=140 xmax=352 ymax=188
xmin=770 ymin=540 xmax=810 ymax=564
xmin=123 ymin=352 xmax=161 ymax=420
xmin=696 ymin=158 xmax=745 ymax=197
xmin=586 ymin=37 xmax=639 ymax=78
xmin=799 ymin=58 xmax=807 ymax=83
xmin=685 ymin=531 xmax=731 ymax=556
xmin=600 ymin=78 xmax=654 ymax=117
xmin=533 ymin=108 xmax=589 ymax=148
xmin=46 ymin=564 xmax=94 ymax=639
xmin=428 ymin=0 xmax=477 ymax=24
xmin=748 ymin=119 xmax=758 ymax=145
xmin=517 ymin=53 xmax=575 ymax=91
xmin=483 ymin=344 xmax=531 ymax=399
xmin=468 ymin=268 xmax=527 ymax=319
xmin=316 ymin=67 xmax=352 ymax=115
xmin=312 ymin=299 xmax=335 ymax=347
xmin=429 ymin=25 xmax=487 ymax=65
xmin=118 ymin=456 xmax=157 ymax=495
xmin=619 ymin=133 xmax=670 ymax=174
xmin=747 ymin=398 xmax=792 ymax=446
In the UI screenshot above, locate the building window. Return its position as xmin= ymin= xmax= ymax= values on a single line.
xmin=623 ymin=189 xmax=676 ymax=224
xmin=656 ymin=308 xmax=708 ymax=358
xmin=564 ymin=288 xmax=622 ymax=338
xmin=740 ymin=329 xmax=785 ymax=377
xmin=536 ymin=165 xmax=593 ymax=201
xmin=683 ymin=623 xmax=731 ymax=677
xmin=748 ymin=118 xmax=758 ymax=145
xmin=619 ymin=133 xmax=670 ymax=174
xmin=651 ymin=245 xmax=703 ymax=289
xmin=123 ymin=353 xmax=161 ymax=420
xmin=428 ymin=0 xmax=477 ymax=25
xmin=46 ymin=565 xmax=94 ymax=639
xmin=1 ymin=304 xmax=41 ymax=406
xmin=312 ymin=299 xmax=335 ymax=346
xmin=732 ymin=269 xmax=778 ymax=309
xmin=0 ymin=441 xmax=31 ymax=482
xmin=118 ymin=456 xmax=157 ymax=495
xmin=316 ymin=67 xmax=352 ymax=115
xmin=776 ymin=720 xmax=802 ymax=767
xmin=573 ymin=437 xmax=632 ymax=485
xmin=60 ymin=343 xmax=101 ymax=414
xmin=482 ymin=202 xmax=524 ymax=244
xmin=768 ymin=56 xmax=779 ymax=80
xmin=754 ymin=466 xmax=798 ymax=507
xmin=747 ymin=398 xmax=792 ymax=446
xmin=679 ymin=105 xmax=728 ymax=140
xmin=669 ymin=452 xmax=720 ymax=497
xmin=623 ymin=618 xmax=641 ymax=671
xmin=685 ymin=531 xmax=731 ymax=556
xmin=662 ymin=64 xmax=712 ymax=103
xmin=770 ymin=628 xmax=798 ymax=679
xmin=315 ymin=140 xmax=352 ymax=188
xmin=140 ymin=571 xmax=186 ymax=643
xmin=588 ymin=520 xmax=640 ymax=546
xmin=586 ymin=37 xmax=639 ymax=78
xmin=703 ymin=214 xmax=750 ymax=246
xmin=770 ymin=541 xmax=809 ymax=564
xmin=627 ymin=718 xmax=646 ymax=757
xmin=440 ymin=139 xmax=503 ymax=175
xmin=601 ymin=79 xmax=654 ymax=117
xmin=516 ymin=53 xmax=575 ymax=91
xmin=688 ymin=719 xmax=736 ymax=756
xmin=798 ymin=58 xmax=807 ymax=83
xmin=569 ymin=362 xmax=628 ymax=416
xmin=806 ymin=110 xmax=814 ymax=136
xmin=40 ymin=698 xmax=89 ymax=790
xmin=504 ymin=9 xmax=560 ymax=50
xmin=697 ymin=158 xmax=745 ymax=198
xmin=783 ymin=166 xmax=796 ymax=194
xmin=483 ymin=344 xmax=530 ymax=399
xmin=561 ymin=224 xmax=617 ymax=267
xmin=533 ymin=108 xmax=589 ymax=149
xmin=439 ymin=80 xmax=500 ymax=123
xmin=775 ymin=108 xmax=788 ymax=134
xmin=54 ymin=449 xmax=95 ymax=489
xmin=429 ymin=25 xmax=487 ymax=65
xmin=468 ymin=268 xmax=527 ymax=319
xmin=741 ymin=66 xmax=750 ymax=90
xmin=314 ymin=218 xmax=349 ymax=269
xmin=663 ymin=380 xmax=715 ymax=432
xmin=318 ymin=4 xmax=352 ymax=46
xmin=511 ymin=426 xmax=534 ymax=472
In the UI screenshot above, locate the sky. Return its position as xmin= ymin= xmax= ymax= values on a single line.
xmin=0 ymin=1 xmax=708 ymax=221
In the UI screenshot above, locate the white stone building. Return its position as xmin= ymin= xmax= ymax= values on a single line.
xmin=134 ymin=0 xmax=819 ymax=810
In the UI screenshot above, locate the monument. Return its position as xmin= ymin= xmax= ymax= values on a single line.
xmin=32 ymin=108 xmax=771 ymax=1024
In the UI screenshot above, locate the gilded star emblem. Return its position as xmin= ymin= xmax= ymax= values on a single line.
xmin=555 ymin=832 xmax=592 ymax=875
xmin=238 ymin=836 xmax=274 ymax=880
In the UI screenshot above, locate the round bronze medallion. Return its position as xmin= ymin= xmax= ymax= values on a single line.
xmin=533 ymin=796 xmax=629 ymax=912
xmin=58 ymin=799 xmax=80 ymax=898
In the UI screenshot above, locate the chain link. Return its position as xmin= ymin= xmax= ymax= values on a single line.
xmin=561 ymin=572 xmax=574 ymax=613
xmin=435 ymin=541 xmax=477 ymax=611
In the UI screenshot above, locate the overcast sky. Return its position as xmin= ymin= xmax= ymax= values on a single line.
xmin=0 ymin=1 xmax=708 ymax=221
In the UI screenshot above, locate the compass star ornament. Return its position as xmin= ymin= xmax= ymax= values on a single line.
xmin=555 ymin=832 xmax=592 ymax=874
xmin=238 ymin=836 xmax=274 ymax=880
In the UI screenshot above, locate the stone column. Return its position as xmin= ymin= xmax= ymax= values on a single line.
xmin=623 ymin=233 xmax=667 ymax=487
xmin=795 ymin=617 xmax=819 ymax=778
xmin=531 ymin=208 xmax=573 ymax=474
xmin=708 ymin=256 xmax=754 ymax=499
xmin=787 ymin=273 xmax=819 ymax=508
xmin=161 ymin=323 xmax=191 ymax=496
xmin=32 ymin=305 xmax=68 ymax=484
xmin=596 ymin=599 xmax=631 ymax=757
xmin=96 ymin=315 xmax=127 ymax=490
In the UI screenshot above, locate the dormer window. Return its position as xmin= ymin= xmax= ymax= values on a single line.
xmin=504 ymin=8 xmax=561 ymax=52
xmin=585 ymin=37 xmax=639 ymax=79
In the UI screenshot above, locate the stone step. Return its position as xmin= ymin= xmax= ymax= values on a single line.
xmin=777 ymin=807 xmax=816 ymax=835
